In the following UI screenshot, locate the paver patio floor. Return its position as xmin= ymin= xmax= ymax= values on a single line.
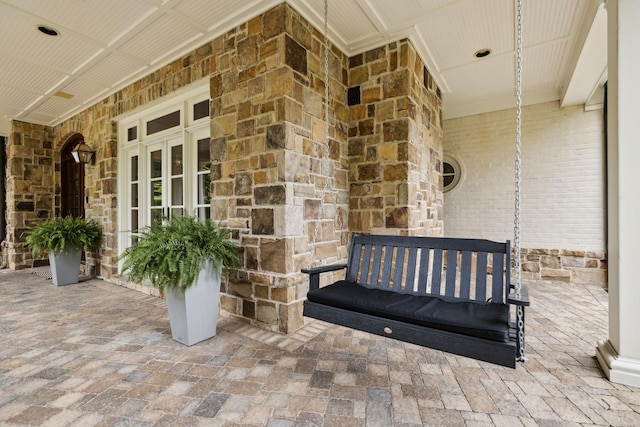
xmin=0 ymin=268 xmax=638 ymax=426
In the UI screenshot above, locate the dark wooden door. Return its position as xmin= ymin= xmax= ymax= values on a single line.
xmin=61 ymin=147 xmax=84 ymax=218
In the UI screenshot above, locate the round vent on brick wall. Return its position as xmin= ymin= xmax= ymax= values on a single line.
xmin=443 ymin=155 xmax=462 ymax=192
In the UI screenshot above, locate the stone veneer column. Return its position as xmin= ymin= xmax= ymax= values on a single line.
xmin=52 ymin=122 xmax=118 ymax=278
xmin=210 ymin=4 xmax=348 ymax=333
xmin=4 ymin=121 xmax=55 ymax=269
xmin=347 ymin=40 xmax=443 ymax=236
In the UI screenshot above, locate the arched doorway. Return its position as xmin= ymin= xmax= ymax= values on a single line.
xmin=61 ymin=134 xmax=85 ymax=218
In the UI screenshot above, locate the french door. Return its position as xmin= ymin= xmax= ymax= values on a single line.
xmin=122 ymin=130 xmax=207 ymax=249
xmin=118 ymin=86 xmax=210 ymax=258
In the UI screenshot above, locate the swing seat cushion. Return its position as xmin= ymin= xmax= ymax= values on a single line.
xmin=307 ymin=280 xmax=511 ymax=342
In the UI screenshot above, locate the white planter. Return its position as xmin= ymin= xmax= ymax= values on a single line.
xmin=49 ymin=248 xmax=82 ymax=286
xmin=165 ymin=260 xmax=221 ymax=346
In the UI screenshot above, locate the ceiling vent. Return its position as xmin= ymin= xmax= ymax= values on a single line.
xmin=54 ymin=91 xmax=74 ymax=100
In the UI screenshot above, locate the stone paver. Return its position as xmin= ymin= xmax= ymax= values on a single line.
xmin=0 ymin=268 xmax=638 ymax=426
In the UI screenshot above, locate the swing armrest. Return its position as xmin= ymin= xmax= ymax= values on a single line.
xmin=301 ymin=264 xmax=348 ymax=291
xmin=508 ymin=282 xmax=530 ymax=306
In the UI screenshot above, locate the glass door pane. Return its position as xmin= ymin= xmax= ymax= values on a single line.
xmin=169 ymin=141 xmax=184 ymax=218
xmin=149 ymin=148 xmax=164 ymax=225
xmin=145 ymin=139 xmax=184 ymax=226
xmin=130 ymin=155 xmax=139 ymax=245
xmin=195 ymin=136 xmax=211 ymax=220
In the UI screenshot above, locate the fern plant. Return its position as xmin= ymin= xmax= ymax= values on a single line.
xmin=24 ymin=216 xmax=101 ymax=256
xmin=119 ymin=215 xmax=239 ymax=293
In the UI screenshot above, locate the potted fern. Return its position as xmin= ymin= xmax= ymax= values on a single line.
xmin=119 ymin=215 xmax=239 ymax=346
xmin=24 ymin=216 xmax=101 ymax=286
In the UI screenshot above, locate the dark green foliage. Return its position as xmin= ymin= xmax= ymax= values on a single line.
xmin=119 ymin=215 xmax=239 ymax=294
xmin=24 ymin=216 xmax=101 ymax=256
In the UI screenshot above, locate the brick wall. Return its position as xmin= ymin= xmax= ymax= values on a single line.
xmin=443 ymin=101 xmax=606 ymax=286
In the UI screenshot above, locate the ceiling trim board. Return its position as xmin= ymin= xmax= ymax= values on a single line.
xmin=355 ymin=0 xmax=388 ymax=32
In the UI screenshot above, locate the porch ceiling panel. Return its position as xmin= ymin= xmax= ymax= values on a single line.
xmin=307 ymin=0 xmax=380 ymax=44
xmin=1 ymin=0 xmax=158 ymax=46
xmin=523 ymin=0 xmax=581 ymax=46
xmin=522 ymin=41 xmax=569 ymax=94
xmin=117 ymin=14 xmax=203 ymax=66
xmin=0 ymin=0 xmax=607 ymax=127
xmin=173 ymin=0 xmax=271 ymax=33
xmin=0 ymin=4 xmax=103 ymax=75
xmin=364 ymin=0 xmax=455 ymax=26
xmin=0 ymin=86 xmax=41 ymax=112
xmin=80 ymin=53 xmax=148 ymax=88
xmin=414 ymin=0 xmax=515 ymax=73
xmin=441 ymin=53 xmax=515 ymax=99
xmin=18 ymin=110 xmax=60 ymax=126
xmin=0 ymin=58 xmax=69 ymax=95
xmin=34 ymin=96 xmax=82 ymax=117
xmin=58 ymin=79 xmax=110 ymax=108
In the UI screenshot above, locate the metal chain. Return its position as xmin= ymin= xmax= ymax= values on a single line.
xmin=514 ymin=0 xmax=526 ymax=363
xmin=309 ymin=0 xmax=332 ymax=269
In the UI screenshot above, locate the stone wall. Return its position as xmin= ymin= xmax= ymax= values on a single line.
xmin=57 ymin=43 xmax=212 ymax=279
xmin=5 ymin=29 xmax=213 ymax=275
xmin=347 ymin=40 xmax=443 ymax=236
xmin=3 ymin=3 xmax=444 ymax=334
xmin=521 ymin=248 xmax=607 ymax=286
xmin=4 ymin=121 xmax=55 ymax=269
xmin=209 ymin=4 xmax=350 ymax=334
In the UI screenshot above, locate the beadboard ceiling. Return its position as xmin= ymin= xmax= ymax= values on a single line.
xmin=0 ymin=0 xmax=607 ymax=129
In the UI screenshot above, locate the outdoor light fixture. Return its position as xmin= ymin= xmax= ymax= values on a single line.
xmin=71 ymin=140 xmax=95 ymax=164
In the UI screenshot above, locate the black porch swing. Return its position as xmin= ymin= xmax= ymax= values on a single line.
xmin=302 ymin=0 xmax=529 ymax=368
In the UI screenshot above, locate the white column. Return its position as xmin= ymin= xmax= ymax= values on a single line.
xmin=596 ymin=0 xmax=640 ymax=388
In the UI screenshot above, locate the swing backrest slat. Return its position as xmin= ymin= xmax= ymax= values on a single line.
xmin=346 ymin=235 xmax=511 ymax=304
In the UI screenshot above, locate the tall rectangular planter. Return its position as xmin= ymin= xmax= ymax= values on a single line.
xmin=165 ymin=260 xmax=221 ymax=346
xmin=49 ymin=249 xmax=82 ymax=286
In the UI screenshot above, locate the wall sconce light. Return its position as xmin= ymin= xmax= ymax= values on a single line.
xmin=71 ymin=140 xmax=96 ymax=165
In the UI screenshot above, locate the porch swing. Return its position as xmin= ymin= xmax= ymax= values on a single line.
xmin=302 ymin=0 xmax=529 ymax=368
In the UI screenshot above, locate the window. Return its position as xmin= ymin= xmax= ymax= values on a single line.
xmin=147 ymin=110 xmax=180 ymax=135
xmin=127 ymin=126 xmax=138 ymax=141
xmin=193 ymin=100 xmax=210 ymax=121
xmin=442 ymin=155 xmax=461 ymax=192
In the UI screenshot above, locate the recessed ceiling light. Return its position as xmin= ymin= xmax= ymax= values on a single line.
xmin=37 ymin=25 xmax=60 ymax=37
xmin=474 ymin=48 xmax=492 ymax=58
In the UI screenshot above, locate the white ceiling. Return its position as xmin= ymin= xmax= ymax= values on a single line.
xmin=0 ymin=0 xmax=607 ymax=130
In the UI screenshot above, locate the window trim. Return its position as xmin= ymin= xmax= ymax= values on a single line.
xmin=442 ymin=155 xmax=462 ymax=193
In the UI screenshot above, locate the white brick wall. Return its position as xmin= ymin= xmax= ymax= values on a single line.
xmin=443 ymin=101 xmax=605 ymax=251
